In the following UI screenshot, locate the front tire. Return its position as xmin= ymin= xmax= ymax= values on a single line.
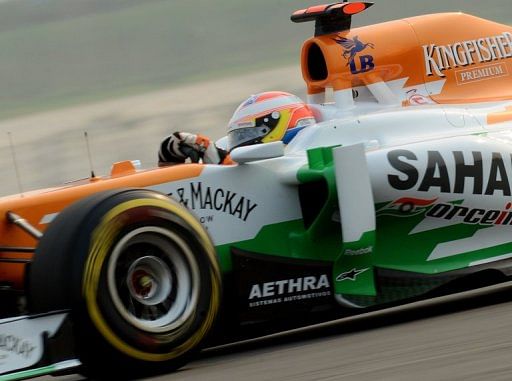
xmin=29 ymin=189 xmax=221 ymax=379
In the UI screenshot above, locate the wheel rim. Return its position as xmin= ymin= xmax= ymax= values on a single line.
xmin=107 ymin=226 xmax=200 ymax=333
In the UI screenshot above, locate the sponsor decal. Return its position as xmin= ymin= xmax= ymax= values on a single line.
xmin=377 ymin=197 xmax=437 ymax=217
xmin=168 ymin=182 xmax=258 ymax=221
xmin=248 ymin=275 xmax=330 ymax=307
xmin=336 ymin=268 xmax=369 ymax=282
xmin=404 ymin=89 xmax=434 ymax=106
xmin=456 ymin=62 xmax=509 ymax=85
xmin=344 ymin=246 xmax=373 ymax=256
xmin=426 ymin=201 xmax=512 ymax=226
xmin=333 ymin=35 xmax=375 ymax=74
xmin=233 ymin=249 xmax=333 ymax=315
xmin=388 ymin=150 xmax=512 ymax=196
xmin=236 ymin=121 xmax=256 ymax=128
xmin=379 ymin=196 xmax=512 ymax=229
xmin=423 ymin=32 xmax=512 ymax=78
xmin=0 ymin=334 xmax=36 ymax=359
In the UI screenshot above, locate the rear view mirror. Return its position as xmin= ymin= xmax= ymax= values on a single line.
xmin=230 ymin=141 xmax=285 ymax=164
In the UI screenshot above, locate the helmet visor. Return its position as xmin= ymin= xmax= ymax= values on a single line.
xmin=228 ymin=126 xmax=270 ymax=151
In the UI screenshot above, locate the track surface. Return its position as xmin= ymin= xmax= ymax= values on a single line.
xmin=0 ymin=65 xmax=303 ymax=196
xmin=35 ymin=283 xmax=512 ymax=381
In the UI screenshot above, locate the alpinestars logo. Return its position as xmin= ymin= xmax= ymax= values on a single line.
xmin=333 ymin=35 xmax=375 ymax=74
xmin=377 ymin=197 xmax=438 ymax=217
xmin=336 ymin=268 xmax=369 ymax=282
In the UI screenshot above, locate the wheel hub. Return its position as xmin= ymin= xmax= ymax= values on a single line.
xmin=126 ymin=256 xmax=172 ymax=306
xmin=131 ymin=270 xmax=154 ymax=298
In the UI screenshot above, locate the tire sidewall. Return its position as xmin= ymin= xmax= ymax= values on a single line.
xmin=30 ymin=189 xmax=221 ymax=373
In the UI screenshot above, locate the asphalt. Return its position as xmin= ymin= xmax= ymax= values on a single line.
xmin=34 ymin=282 xmax=512 ymax=381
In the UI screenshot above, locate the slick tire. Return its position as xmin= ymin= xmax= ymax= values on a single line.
xmin=28 ymin=189 xmax=221 ymax=379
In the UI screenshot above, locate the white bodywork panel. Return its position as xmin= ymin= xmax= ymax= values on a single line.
xmin=333 ymin=144 xmax=375 ymax=243
xmin=0 ymin=313 xmax=68 ymax=375
xmin=158 ymin=99 xmax=512 ymax=249
xmin=150 ymin=157 xmax=305 ymax=246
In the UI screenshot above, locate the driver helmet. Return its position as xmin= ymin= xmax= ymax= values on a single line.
xmin=227 ymin=91 xmax=315 ymax=151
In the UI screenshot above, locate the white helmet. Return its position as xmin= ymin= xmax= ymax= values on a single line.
xmin=227 ymin=91 xmax=315 ymax=151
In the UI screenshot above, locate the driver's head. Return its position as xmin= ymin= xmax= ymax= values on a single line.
xmin=227 ymin=91 xmax=315 ymax=151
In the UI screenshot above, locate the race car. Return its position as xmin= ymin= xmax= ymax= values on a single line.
xmin=2 ymin=1 xmax=512 ymax=379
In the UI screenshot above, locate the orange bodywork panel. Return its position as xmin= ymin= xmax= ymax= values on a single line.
xmin=301 ymin=13 xmax=512 ymax=104
xmin=488 ymin=106 xmax=512 ymax=125
xmin=0 ymin=164 xmax=203 ymax=289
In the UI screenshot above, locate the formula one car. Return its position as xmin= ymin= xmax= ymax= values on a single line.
xmin=2 ymin=2 xmax=512 ymax=379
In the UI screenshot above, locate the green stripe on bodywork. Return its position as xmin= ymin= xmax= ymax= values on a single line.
xmin=0 ymin=360 xmax=80 ymax=381
xmin=215 ymin=218 xmax=342 ymax=272
xmin=1 ymin=365 xmax=58 ymax=381
xmin=334 ymin=230 xmax=376 ymax=296
xmin=375 ymin=209 xmax=495 ymax=273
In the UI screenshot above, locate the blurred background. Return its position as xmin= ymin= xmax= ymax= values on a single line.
xmin=0 ymin=0 xmax=509 ymax=195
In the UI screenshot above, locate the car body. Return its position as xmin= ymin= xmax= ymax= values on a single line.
xmin=2 ymin=1 xmax=512 ymax=379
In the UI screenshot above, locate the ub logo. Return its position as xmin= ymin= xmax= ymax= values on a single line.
xmin=333 ymin=35 xmax=375 ymax=74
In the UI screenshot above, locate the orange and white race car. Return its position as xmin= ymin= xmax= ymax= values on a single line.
xmin=2 ymin=2 xmax=512 ymax=380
